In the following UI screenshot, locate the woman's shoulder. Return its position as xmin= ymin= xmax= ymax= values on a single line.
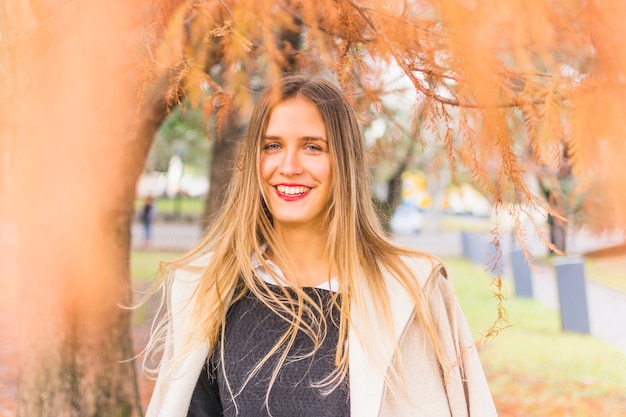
xmin=396 ymin=251 xmax=447 ymax=287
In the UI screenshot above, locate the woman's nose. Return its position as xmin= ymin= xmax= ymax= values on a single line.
xmin=278 ymin=149 xmax=303 ymax=176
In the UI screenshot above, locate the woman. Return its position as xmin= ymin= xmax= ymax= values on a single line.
xmin=145 ymin=75 xmax=497 ymax=417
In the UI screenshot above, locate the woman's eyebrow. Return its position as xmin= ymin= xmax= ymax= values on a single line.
xmin=263 ymin=135 xmax=327 ymax=142
xmin=302 ymin=136 xmax=327 ymax=142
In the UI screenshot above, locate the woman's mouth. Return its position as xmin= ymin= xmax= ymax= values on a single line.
xmin=276 ymin=185 xmax=311 ymax=196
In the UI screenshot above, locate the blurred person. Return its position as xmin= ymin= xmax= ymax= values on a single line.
xmin=144 ymin=75 xmax=497 ymax=417
xmin=139 ymin=196 xmax=157 ymax=247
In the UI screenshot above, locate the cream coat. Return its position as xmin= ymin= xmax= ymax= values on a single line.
xmin=145 ymin=255 xmax=498 ymax=417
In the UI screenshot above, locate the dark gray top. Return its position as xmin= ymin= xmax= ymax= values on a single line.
xmin=187 ymin=284 xmax=350 ymax=417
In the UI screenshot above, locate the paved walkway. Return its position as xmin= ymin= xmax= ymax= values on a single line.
xmin=400 ymin=230 xmax=626 ymax=355
xmin=132 ymin=222 xmax=626 ymax=355
xmin=530 ymin=264 xmax=626 ymax=355
xmin=131 ymin=221 xmax=203 ymax=251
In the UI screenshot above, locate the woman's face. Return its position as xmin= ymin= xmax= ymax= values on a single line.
xmin=260 ymin=96 xmax=333 ymax=232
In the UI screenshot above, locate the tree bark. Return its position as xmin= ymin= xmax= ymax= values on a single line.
xmin=549 ymin=216 xmax=567 ymax=254
xmin=377 ymin=142 xmax=415 ymax=233
xmin=5 ymin=1 xmax=168 ymax=415
xmin=204 ymin=116 xmax=246 ymax=228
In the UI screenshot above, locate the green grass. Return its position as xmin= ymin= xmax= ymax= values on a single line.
xmin=439 ymin=215 xmax=494 ymax=233
xmin=131 ymin=250 xmax=186 ymax=281
xmin=135 ymin=196 xmax=205 ymax=216
xmin=130 ymin=250 xmax=186 ymax=325
xmin=445 ymin=257 xmax=626 ymax=415
xmin=584 ymin=258 xmax=626 ymax=293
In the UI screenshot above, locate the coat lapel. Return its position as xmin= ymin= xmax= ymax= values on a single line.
xmin=348 ymin=270 xmax=416 ymax=417
xmin=148 ymin=263 xmax=210 ymax=417
xmin=156 ymin=343 xmax=208 ymax=417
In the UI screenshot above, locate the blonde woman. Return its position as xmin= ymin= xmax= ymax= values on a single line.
xmin=145 ymin=75 xmax=497 ymax=417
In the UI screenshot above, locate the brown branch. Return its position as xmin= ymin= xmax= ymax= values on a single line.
xmin=348 ymin=0 xmax=558 ymax=109
xmin=214 ymin=0 xmax=276 ymax=51
xmin=217 ymin=0 xmax=233 ymax=16
xmin=347 ymin=0 xmax=441 ymax=38
xmin=348 ymin=0 xmax=470 ymax=106
xmin=145 ymin=24 xmax=179 ymax=71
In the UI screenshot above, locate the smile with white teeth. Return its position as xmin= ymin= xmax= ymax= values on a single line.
xmin=276 ymin=185 xmax=311 ymax=196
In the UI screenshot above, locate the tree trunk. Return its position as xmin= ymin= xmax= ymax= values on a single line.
xmin=378 ymin=142 xmax=414 ymax=233
xmin=550 ymin=216 xmax=567 ymax=255
xmin=15 ymin=213 xmax=140 ymax=417
xmin=3 ymin=1 xmax=167 ymax=415
xmin=379 ymin=168 xmax=405 ymax=233
xmin=204 ymin=117 xmax=245 ymax=228
xmin=386 ymin=166 xmax=406 ymax=213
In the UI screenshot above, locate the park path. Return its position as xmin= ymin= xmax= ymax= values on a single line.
xmin=530 ymin=264 xmax=626 ymax=354
xmin=396 ymin=229 xmax=626 ymax=355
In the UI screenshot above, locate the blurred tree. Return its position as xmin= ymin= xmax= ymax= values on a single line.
xmin=368 ymin=106 xmax=420 ymax=231
xmin=1 ymin=0 xmax=170 ymax=416
xmin=202 ymin=15 xmax=304 ymax=227
xmin=147 ymin=105 xmax=210 ymax=174
xmin=537 ymin=143 xmax=586 ymax=254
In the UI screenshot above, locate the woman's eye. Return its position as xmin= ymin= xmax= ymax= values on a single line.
xmin=305 ymin=144 xmax=323 ymax=152
xmin=263 ymin=143 xmax=281 ymax=151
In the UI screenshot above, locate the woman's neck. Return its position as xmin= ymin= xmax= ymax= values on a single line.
xmin=269 ymin=226 xmax=331 ymax=287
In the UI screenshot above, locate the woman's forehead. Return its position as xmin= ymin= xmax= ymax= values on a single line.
xmin=265 ymin=98 xmax=326 ymax=136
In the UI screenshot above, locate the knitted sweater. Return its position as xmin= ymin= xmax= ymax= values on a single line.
xmin=187 ymin=285 xmax=349 ymax=417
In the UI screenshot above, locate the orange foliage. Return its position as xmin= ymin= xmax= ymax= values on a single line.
xmin=144 ymin=0 xmax=626 ymax=236
xmin=139 ymin=0 xmax=626 ymax=341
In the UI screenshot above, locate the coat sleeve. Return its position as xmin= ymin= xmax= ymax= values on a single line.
xmin=145 ymin=265 xmax=210 ymax=417
xmin=378 ymin=258 xmax=497 ymax=417
xmin=432 ymin=268 xmax=498 ymax=417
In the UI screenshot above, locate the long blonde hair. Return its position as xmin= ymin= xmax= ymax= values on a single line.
xmin=146 ymin=75 xmax=449 ymax=405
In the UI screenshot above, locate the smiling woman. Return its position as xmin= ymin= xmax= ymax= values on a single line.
xmin=260 ymin=97 xmax=333 ymax=247
xmin=144 ymin=75 xmax=497 ymax=417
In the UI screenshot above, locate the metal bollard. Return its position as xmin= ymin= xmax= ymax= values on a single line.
xmin=460 ymin=231 xmax=471 ymax=259
xmin=554 ymin=256 xmax=591 ymax=334
xmin=468 ymin=233 xmax=487 ymax=265
xmin=467 ymin=233 xmax=478 ymax=263
xmin=510 ymin=249 xmax=533 ymax=298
